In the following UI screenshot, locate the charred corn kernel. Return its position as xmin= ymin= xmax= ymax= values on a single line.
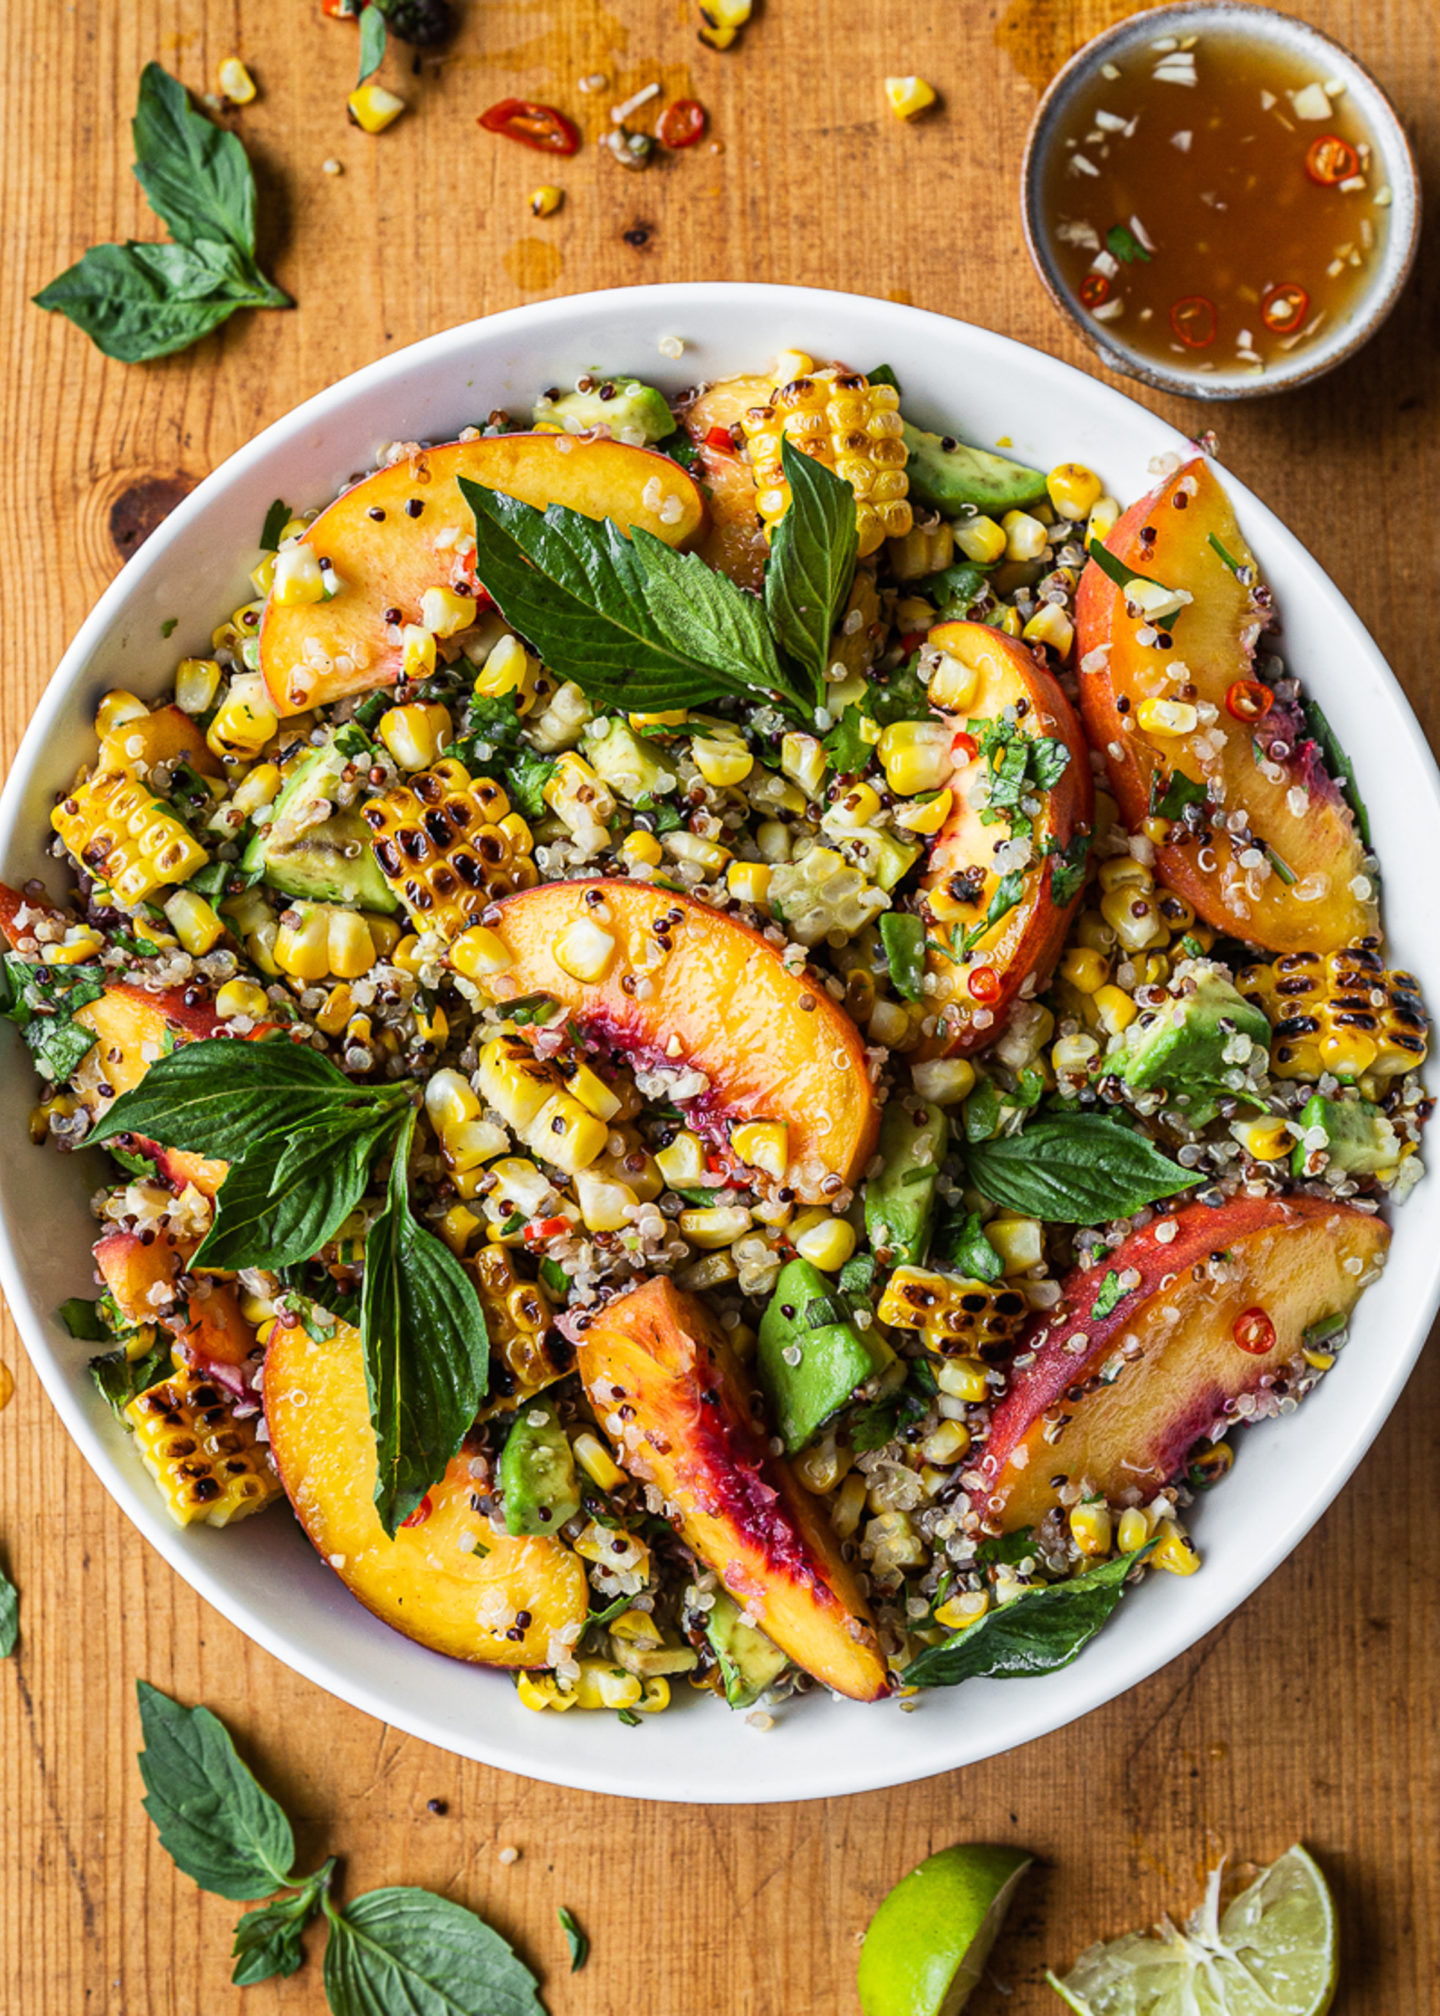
xmin=348 ymin=81 xmax=406 ymax=131
xmin=325 ymin=908 xmax=376 ymax=979
xmin=1001 ymin=510 xmax=1048 ymax=562
xmin=935 ymin=1589 xmax=990 ymax=1630
xmin=878 ymin=719 xmax=952 ymax=796
xmin=543 ymin=752 xmax=615 ymax=837
xmin=126 ymin=1366 xmax=281 ymax=1528
xmin=52 ymin=771 xmax=208 ymax=905
xmin=893 ymin=788 xmax=953 ymax=837
xmin=877 ymin=1265 xmax=1030 ymax=1357
xmin=954 ymin=514 xmax=1006 ymax=564
xmin=96 ymin=689 xmax=149 ymax=738
xmin=796 ymin=1436 xmax=852 ymax=1494
xmin=564 ymin=1059 xmax=621 ymax=1122
xmin=1070 ymin=1502 xmax=1113 ymax=1557
xmin=480 ymin=1035 xmax=561 ymax=1136
xmin=1118 ymin=1506 xmax=1151 ymax=1555
xmin=663 ymin=830 xmax=732 ymax=876
xmin=162 ymin=888 xmax=224 ymax=956
xmin=1023 ymin=603 xmax=1075 ymax=656
xmin=271 ymin=545 xmax=325 ymax=606
xmin=726 ymin=859 xmax=772 ymax=904
xmin=690 ymin=733 xmax=754 ymax=788
xmin=884 ymin=75 xmax=938 ymax=120
xmin=780 ymin=731 xmax=827 ymax=800
xmin=572 ymin=1430 xmax=625 ymax=1492
xmin=425 ymin=1067 xmax=482 ymax=1135
xmin=1061 ymin=945 xmax=1110 ymax=994
xmin=529 ymin=183 xmax=563 ymax=217
xmin=910 ymin=1058 xmax=977 ymax=1105
xmin=926 ymin=650 xmax=981 ymax=714
xmin=620 ymin=829 xmax=664 ymax=870
xmin=363 ymin=764 xmax=530 ymax=939
xmin=739 ymin=366 xmax=911 ymax=559
xmin=316 ymin=983 xmax=355 ymax=1035
xmin=218 ymin=54 xmax=257 ymax=104
xmin=1152 ymin=1519 xmax=1200 ymax=1576
xmin=572 ymin=1166 xmax=639 ymax=1232
xmin=656 ymin=1130 xmax=706 ymax=1187
xmin=215 ymin=977 xmax=270 ymax=1021
xmin=470 ymin=1244 xmax=561 ymax=1417
xmin=832 ymin=1471 xmax=869 ymax=1540
xmin=1087 ymin=494 xmax=1121 ymax=543
xmin=823 ymin=781 xmax=883 ymax=830
xmin=1100 ymin=884 xmax=1167 ymax=952
xmin=449 ymin=923 xmax=512 ymax=982
xmin=1135 ymin=697 xmax=1198 ymax=737
xmin=921 ymin=1420 xmax=971 ymax=1465
xmin=1231 ymin=1114 xmax=1292 ymax=1162
xmin=379 ymin=702 xmax=452 ymax=772
xmin=792 ymin=1210 xmax=857 ymax=1272
xmin=732 ymin=1119 xmax=789 ymax=1182
xmin=1046 ymin=462 xmax=1103 ymax=521
xmin=206 ymin=678 xmax=278 ymax=762
xmin=678 ymin=1205 xmax=753 ymax=1249
xmin=168 ymin=656 xmax=221 ymax=716
xmin=986 ymin=1216 xmax=1043 ymax=1274
xmin=553 ymin=915 xmax=616 ymax=983
xmin=419 ymin=586 xmax=476 ymax=639
xmin=935 ymin=1357 xmax=989 ymax=1403
xmin=1094 ymin=983 xmax=1138 ymax=1035
xmin=1240 ymin=945 xmax=1428 ymax=1083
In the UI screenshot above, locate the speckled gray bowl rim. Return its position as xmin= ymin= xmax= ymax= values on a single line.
xmin=1020 ymin=0 xmax=1421 ymax=400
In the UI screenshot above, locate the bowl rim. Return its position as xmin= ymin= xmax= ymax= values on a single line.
xmin=1019 ymin=0 xmax=1423 ymax=401
xmin=3 ymin=280 xmax=1439 ymax=1802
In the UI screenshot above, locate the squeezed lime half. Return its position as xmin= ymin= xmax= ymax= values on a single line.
xmin=858 ymin=1842 xmax=1033 ymax=2016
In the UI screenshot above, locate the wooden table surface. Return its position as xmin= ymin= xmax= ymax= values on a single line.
xmin=2 ymin=1 xmax=1437 ymax=2009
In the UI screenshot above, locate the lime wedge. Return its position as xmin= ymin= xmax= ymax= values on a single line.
xmin=1047 ymin=1843 xmax=1337 ymax=2016
xmin=858 ymin=1842 xmax=1033 ymax=2016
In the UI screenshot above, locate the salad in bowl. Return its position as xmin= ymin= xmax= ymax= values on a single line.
xmin=4 ymin=344 xmax=1427 ymax=1722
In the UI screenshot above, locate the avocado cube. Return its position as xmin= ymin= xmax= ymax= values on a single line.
xmin=757 ymin=1258 xmax=893 ymax=1455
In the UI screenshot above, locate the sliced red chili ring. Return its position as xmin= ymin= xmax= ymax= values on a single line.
xmin=1080 ymin=273 xmax=1111 ymax=309
xmin=899 ymin=629 xmax=931 ymax=654
xmin=950 ymin=730 xmax=980 ymax=762
xmin=704 ymin=423 xmax=737 ymax=454
xmin=1305 ymin=134 xmax=1359 ymax=185
xmin=657 ymin=98 xmax=707 ymax=149
xmin=478 ymin=98 xmax=581 ymax=156
xmin=400 ymin=1493 xmax=434 ymax=1527
xmin=968 ymin=964 xmax=1002 ymax=1004
xmin=1170 ymin=295 xmax=1217 ymax=348
xmin=1233 ymin=1306 xmax=1276 ymax=1356
xmin=1225 ymin=679 xmax=1274 ymax=722
xmin=1261 ymin=282 xmax=1310 ymax=335
xmin=321 ymin=0 xmax=364 ymax=16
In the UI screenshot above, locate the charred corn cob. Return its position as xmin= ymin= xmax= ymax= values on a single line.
xmin=877 ymin=1264 xmax=1030 ymax=1357
xmin=739 ymin=366 xmax=912 ymax=559
xmin=1240 ymin=942 xmax=1428 ymax=1081
xmin=52 ymin=771 xmax=208 ymax=905
xmin=361 ymin=758 xmax=537 ymax=939
xmin=472 ymin=1245 xmax=573 ymax=1419
xmin=478 ymin=1034 xmax=609 ymax=1176
xmin=124 ymin=1367 xmax=281 ymax=1527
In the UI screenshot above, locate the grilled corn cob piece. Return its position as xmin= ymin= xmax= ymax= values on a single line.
xmin=52 ymin=771 xmax=208 ymax=906
xmin=1239 ymin=942 xmax=1428 ymax=1081
xmin=876 ymin=1265 xmax=1030 ymax=1358
xmin=478 ymin=1034 xmax=609 ymax=1176
xmin=124 ymin=1367 xmax=281 ymax=1528
xmin=361 ymin=758 xmax=537 ymax=940
xmin=739 ymin=367 xmax=912 ymax=558
xmin=472 ymin=1245 xmax=573 ymax=1419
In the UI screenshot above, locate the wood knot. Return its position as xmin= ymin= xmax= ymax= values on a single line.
xmin=108 ymin=473 xmax=195 ymax=562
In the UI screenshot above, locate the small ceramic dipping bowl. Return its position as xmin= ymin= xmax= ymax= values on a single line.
xmin=1020 ymin=2 xmax=1420 ymax=399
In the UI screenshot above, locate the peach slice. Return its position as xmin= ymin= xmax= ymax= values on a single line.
xmin=264 ymin=1317 xmax=588 ymax=1665
xmin=95 ymin=1228 xmax=258 ymax=1396
xmin=486 ymin=879 xmax=880 ymax=1201
xmin=578 ymin=1277 xmax=890 ymax=1702
xmin=920 ymin=621 xmax=1093 ymax=1056
xmin=1074 ymin=458 xmax=1376 ymax=953
xmin=681 ymin=374 xmax=772 ymax=590
xmin=978 ymin=1194 xmax=1389 ymax=1530
xmin=259 ymin=433 xmax=708 ymax=716
xmin=99 ymin=703 xmax=223 ymax=779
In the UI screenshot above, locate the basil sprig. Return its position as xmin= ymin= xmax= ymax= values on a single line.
xmin=92 ymin=1040 xmax=488 ymax=1534
xmin=764 ymin=440 xmax=859 ymax=702
xmin=904 ymin=1546 xmax=1154 ymax=1689
xmin=138 ymin=1683 xmax=546 ymax=2004
xmin=34 ymin=63 xmax=290 ymax=363
xmin=0 ymin=953 xmax=104 ymax=1082
xmin=965 ymin=1114 xmax=1200 ymax=1224
xmin=0 ymin=1560 xmax=16 ymax=1659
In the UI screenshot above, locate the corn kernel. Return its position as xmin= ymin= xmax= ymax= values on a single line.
xmin=1093 ymin=983 xmax=1138 ymax=1035
xmin=1061 ymin=946 xmax=1109 ymax=994
xmin=215 ymin=977 xmax=270 ymax=1021
xmin=274 ymin=904 xmax=333 ymax=983
xmin=934 ymin=1590 xmax=990 ymax=1630
xmin=566 ymin=1059 xmax=621 ymax=1121
xmin=1100 ymin=885 xmax=1167 ymax=953
xmin=770 ymin=346 xmax=814 ymax=380
xmin=726 ymin=859 xmax=772 ymax=904
xmin=1001 ymin=510 xmax=1049 ymax=562
xmin=419 ymin=586 xmax=477 ymax=639
xmin=678 ymin=1205 xmax=753 ymax=1249
xmin=934 ymin=1357 xmax=989 ymax=1403
xmin=447 ymin=1119 xmax=508 ymax=1172
xmin=218 ymin=55 xmax=257 ymax=104
xmin=162 ymin=888 xmax=225 ymax=956
xmin=628 ymin=709 xmax=689 ymax=729
xmin=823 ymin=781 xmax=883 ymax=831
xmin=1231 ymin=1115 xmax=1293 ymax=1163
xmin=1023 ymin=604 xmax=1075 ymax=656
xmin=401 ymin=624 xmax=437 ymax=679
xmin=1118 ymin=1507 xmax=1151 ymax=1555
xmin=616 ymin=829 xmax=661 ymax=871
xmin=392 ymin=934 xmax=425 ymax=974
xmin=553 ymin=915 xmax=616 ymax=984
xmin=1070 ymin=1502 xmax=1113 ymax=1557
xmin=878 ymin=719 xmax=952 ymax=796
xmin=348 ymin=81 xmax=406 ymax=132
xmin=796 ymin=1436 xmax=851 ymax=1494
xmin=791 ymin=1211 xmax=856 ymax=1272
xmin=326 ymin=909 xmax=376 ymax=979
xmin=271 ymin=545 xmax=325 ymax=606
xmin=1087 ymin=495 xmax=1121 ymax=543
xmin=910 ymin=1057 xmax=976 ymax=1105
xmin=732 ymin=1119 xmax=789 ymax=1182
xmin=954 ymin=515 xmax=1007 ymax=565
xmin=993 ymin=605 xmax=1022 ymax=637
xmin=755 ymin=819 xmax=793 ymax=863
xmin=663 ymin=830 xmax=732 ymax=875
xmin=780 ymin=732 xmax=827 ymax=800
xmin=572 ymin=1167 xmax=639 ymax=1232
xmin=450 ymin=924 xmax=513 ymax=981
xmin=986 ymin=1216 xmax=1043 ymax=1274
xmin=893 ymin=788 xmax=953 ymax=837
xmin=472 ymin=632 xmax=533 ymax=706
xmin=316 ymin=983 xmax=355 ymax=1035
xmin=884 ymin=75 xmax=938 ymax=120
xmin=890 ymin=521 xmax=954 ymax=582
xmin=831 ymin=1472 xmax=869 ymax=1540
xmin=926 ymin=650 xmax=980 ymax=714
xmin=517 ymin=1671 xmax=577 ymax=1713
xmin=529 ymin=184 xmax=563 ymax=217
xmin=232 ymin=763 xmax=282 ymax=817
xmin=1152 ymin=1519 xmax=1200 ymax=1575
xmin=96 ymin=690 xmax=149 ymax=738
xmin=438 ymin=1204 xmax=482 ymax=1257
xmin=174 ymin=659 xmax=222 ymax=716
xmin=920 ymin=1420 xmax=971 ymax=1465
xmin=1046 ymin=462 xmax=1103 ymax=521
xmin=656 ymin=1131 xmax=706 ymax=1187
xmin=572 ymin=1430 xmax=625 ymax=1492
xmin=544 ymin=752 xmax=615 ymax=838
xmin=425 ymin=1067 xmax=481 ymax=1136
xmin=379 ymin=702 xmax=452 ymax=772
xmin=691 ymin=733 xmax=754 ymax=788
xmin=1134 ymin=697 xmax=1197 ymax=737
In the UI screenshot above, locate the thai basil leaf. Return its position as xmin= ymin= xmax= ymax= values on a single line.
xmin=965 ymin=1116 xmax=1200 ymax=1223
xmin=1301 ymin=696 xmax=1372 ymax=848
xmin=231 ymin=1861 xmax=335 ymax=1987
xmin=90 ymin=1341 xmax=172 ymax=1417
xmin=259 ymin=498 xmax=289 ymax=551
xmin=764 ymin=440 xmax=859 ymax=699
xmin=58 ymin=1296 xmax=109 ymax=1342
xmin=136 ymin=1681 xmax=297 ymax=1901
xmin=558 ymin=1905 xmax=589 ymax=1973
xmin=0 ymin=1563 xmax=17 ymax=1658
xmin=321 ymin=1886 xmax=548 ymax=2016
xmin=903 ymin=1546 xmax=1155 ymax=1687
xmin=880 ymin=912 xmax=927 ymax=1002
xmin=357 ymin=5 xmax=388 ymax=83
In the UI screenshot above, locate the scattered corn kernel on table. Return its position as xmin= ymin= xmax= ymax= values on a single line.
xmin=2 ymin=1 xmax=1437 ymax=2009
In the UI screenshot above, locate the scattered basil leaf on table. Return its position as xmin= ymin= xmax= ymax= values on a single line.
xmin=903 ymin=1547 xmax=1155 ymax=1688
xmin=136 ymin=1680 xmax=298 ymax=1900
xmin=964 ymin=1115 xmax=1201 ymax=1223
xmin=322 ymin=1886 xmax=548 ymax=2016
xmin=0 ymin=1562 xmax=17 ymax=1658
xmin=764 ymin=439 xmax=859 ymax=702
xmin=558 ymin=1904 xmax=590 ymax=1973
xmin=357 ymin=4 xmax=388 ymax=83
xmin=233 ymin=1861 xmax=338 ymax=1987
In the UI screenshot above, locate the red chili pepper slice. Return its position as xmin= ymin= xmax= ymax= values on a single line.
xmin=657 ymin=98 xmax=707 ymax=149
xmin=899 ymin=629 xmax=931 ymax=654
xmin=478 ymin=98 xmax=581 ymax=156
xmin=1261 ymin=282 xmax=1310 ymax=335
xmin=1170 ymin=295 xmax=1217 ymax=348
xmin=1233 ymin=1306 xmax=1276 ymax=1356
xmin=1305 ymin=134 xmax=1359 ymax=185
xmin=968 ymin=965 xmax=1002 ymax=1005
xmin=321 ymin=0 xmax=364 ymax=16
xmin=704 ymin=424 xmax=737 ymax=454
xmin=1225 ymin=679 xmax=1273 ymax=723
xmin=1080 ymin=273 xmax=1111 ymax=309
xmin=400 ymin=1493 xmax=433 ymax=1528
xmin=950 ymin=730 xmax=980 ymax=763
xmin=524 ymin=1215 xmax=571 ymax=1243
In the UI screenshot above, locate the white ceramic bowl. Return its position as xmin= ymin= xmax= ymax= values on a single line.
xmin=3 ymin=283 xmax=1437 ymax=1804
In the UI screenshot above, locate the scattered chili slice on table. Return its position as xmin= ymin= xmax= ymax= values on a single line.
xmin=1080 ymin=273 xmax=1111 ymax=309
xmin=657 ymin=98 xmax=707 ymax=149
xmin=1170 ymin=295 xmax=1217 ymax=348
xmin=479 ymin=98 xmax=581 ymax=155
xmin=1226 ymin=679 xmax=1274 ymax=723
xmin=1261 ymin=282 xmax=1310 ymax=335
xmin=1305 ymin=134 xmax=1360 ymax=185
xmin=1233 ymin=1306 xmax=1276 ymax=1356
